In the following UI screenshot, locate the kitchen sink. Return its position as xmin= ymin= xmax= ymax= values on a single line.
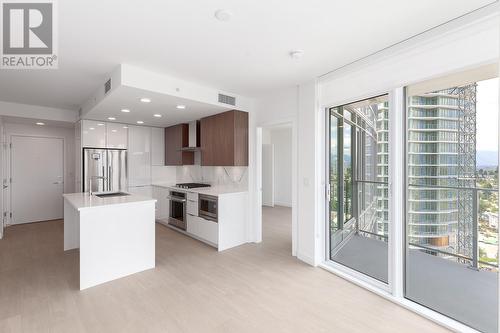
xmin=94 ymin=192 xmax=130 ymax=198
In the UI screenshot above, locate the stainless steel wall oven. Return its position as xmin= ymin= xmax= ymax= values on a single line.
xmin=168 ymin=191 xmax=187 ymax=230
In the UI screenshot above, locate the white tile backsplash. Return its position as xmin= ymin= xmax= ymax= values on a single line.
xmin=176 ymin=165 xmax=248 ymax=187
xmin=152 ymin=166 xmax=176 ymax=184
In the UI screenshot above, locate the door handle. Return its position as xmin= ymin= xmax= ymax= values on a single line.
xmin=3 ymin=185 xmax=7 ymax=189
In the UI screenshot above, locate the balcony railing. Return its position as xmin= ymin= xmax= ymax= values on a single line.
xmin=353 ymin=179 xmax=499 ymax=270
xmin=409 ymin=183 xmax=497 ymax=270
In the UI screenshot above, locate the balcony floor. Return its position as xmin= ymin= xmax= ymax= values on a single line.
xmin=332 ymin=234 xmax=498 ymax=333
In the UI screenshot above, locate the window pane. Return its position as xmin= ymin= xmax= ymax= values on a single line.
xmin=406 ymin=77 xmax=499 ymax=333
xmin=328 ymin=95 xmax=389 ymax=283
xmin=343 ymin=121 xmax=352 ymax=222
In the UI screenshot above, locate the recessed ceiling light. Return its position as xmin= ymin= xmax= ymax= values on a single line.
xmin=140 ymin=98 xmax=151 ymax=103
xmin=36 ymin=122 xmax=45 ymax=126
xmin=153 ymin=114 xmax=162 ymax=118
xmin=214 ymin=9 xmax=232 ymax=22
xmin=89 ymin=127 xmax=95 ymax=130
xmin=176 ymin=105 xmax=186 ymax=109
xmin=137 ymin=121 xmax=144 ymax=124
xmin=121 ymin=109 xmax=130 ymax=113
xmin=123 ymin=126 xmax=129 ymax=129
xmin=97 ymin=123 xmax=104 ymax=126
xmin=108 ymin=117 xmax=116 ymax=121
xmin=111 ymin=129 xmax=117 ymax=133
xmin=289 ymin=50 xmax=304 ymax=60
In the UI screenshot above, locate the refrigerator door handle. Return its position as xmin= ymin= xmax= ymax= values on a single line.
xmin=102 ymin=166 xmax=105 ymax=192
xmin=109 ymin=165 xmax=112 ymax=192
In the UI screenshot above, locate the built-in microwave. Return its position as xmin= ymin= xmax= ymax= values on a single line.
xmin=199 ymin=194 xmax=218 ymax=222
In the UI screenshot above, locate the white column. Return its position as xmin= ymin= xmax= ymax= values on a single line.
xmin=388 ymin=87 xmax=405 ymax=298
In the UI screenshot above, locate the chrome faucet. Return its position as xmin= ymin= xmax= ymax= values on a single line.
xmin=89 ymin=176 xmax=107 ymax=196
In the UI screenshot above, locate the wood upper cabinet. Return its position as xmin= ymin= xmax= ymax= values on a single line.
xmin=164 ymin=124 xmax=194 ymax=166
xmin=200 ymin=110 xmax=248 ymax=166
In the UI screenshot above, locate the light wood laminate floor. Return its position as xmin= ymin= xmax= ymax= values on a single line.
xmin=0 ymin=206 xmax=449 ymax=332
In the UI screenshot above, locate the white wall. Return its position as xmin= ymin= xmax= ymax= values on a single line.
xmin=261 ymin=143 xmax=274 ymax=207
xmin=296 ymin=81 xmax=321 ymax=265
xmin=255 ymin=87 xmax=298 ymax=125
xmin=0 ymin=117 xmax=3 ymax=238
xmin=269 ymin=127 xmax=292 ymax=207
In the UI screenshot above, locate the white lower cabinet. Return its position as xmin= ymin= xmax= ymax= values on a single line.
xmin=186 ymin=192 xmax=198 ymax=216
xmin=152 ymin=186 xmax=169 ymax=222
xmin=187 ymin=214 xmax=218 ymax=246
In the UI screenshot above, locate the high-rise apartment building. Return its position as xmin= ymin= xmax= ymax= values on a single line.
xmin=405 ymin=85 xmax=476 ymax=254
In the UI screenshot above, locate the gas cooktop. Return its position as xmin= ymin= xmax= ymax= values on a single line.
xmin=175 ymin=183 xmax=211 ymax=189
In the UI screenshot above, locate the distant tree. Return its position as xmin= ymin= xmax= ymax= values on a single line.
xmin=480 ymin=247 xmax=487 ymax=259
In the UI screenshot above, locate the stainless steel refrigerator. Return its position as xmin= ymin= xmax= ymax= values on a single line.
xmin=83 ymin=148 xmax=128 ymax=193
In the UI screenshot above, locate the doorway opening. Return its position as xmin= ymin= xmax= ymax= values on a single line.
xmin=258 ymin=121 xmax=297 ymax=256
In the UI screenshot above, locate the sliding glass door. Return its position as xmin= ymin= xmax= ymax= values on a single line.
xmin=405 ymin=75 xmax=499 ymax=333
xmin=327 ymin=95 xmax=389 ymax=283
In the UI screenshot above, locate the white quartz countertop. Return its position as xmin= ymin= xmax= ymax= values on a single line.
xmin=152 ymin=183 xmax=248 ymax=196
xmin=63 ymin=192 xmax=156 ymax=211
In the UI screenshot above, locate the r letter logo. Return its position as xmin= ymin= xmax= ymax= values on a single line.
xmin=1 ymin=0 xmax=58 ymax=69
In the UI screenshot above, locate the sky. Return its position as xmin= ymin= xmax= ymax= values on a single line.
xmin=476 ymin=77 xmax=499 ymax=152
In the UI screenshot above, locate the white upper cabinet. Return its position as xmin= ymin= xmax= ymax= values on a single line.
xmin=128 ymin=125 xmax=152 ymax=187
xmin=81 ymin=120 xmax=106 ymax=148
xmin=106 ymin=123 xmax=128 ymax=149
xmin=151 ymin=127 xmax=165 ymax=166
xmin=81 ymin=120 xmax=128 ymax=149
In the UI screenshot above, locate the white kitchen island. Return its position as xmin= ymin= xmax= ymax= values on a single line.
xmin=63 ymin=192 xmax=156 ymax=290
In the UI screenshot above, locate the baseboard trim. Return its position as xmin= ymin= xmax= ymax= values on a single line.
xmin=297 ymin=252 xmax=316 ymax=266
xmin=274 ymin=201 xmax=292 ymax=207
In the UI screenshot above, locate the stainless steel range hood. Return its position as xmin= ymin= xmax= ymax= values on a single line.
xmin=180 ymin=120 xmax=200 ymax=151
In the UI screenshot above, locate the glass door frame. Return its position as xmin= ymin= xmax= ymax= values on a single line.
xmin=325 ymin=94 xmax=392 ymax=287
xmin=322 ymin=81 xmax=499 ymax=333
xmin=403 ymin=79 xmax=500 ymax=333
xmin=327 ymin=106 xmax=357 ymax=258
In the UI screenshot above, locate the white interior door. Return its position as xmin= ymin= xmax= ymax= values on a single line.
xmin=262 ymin=143 xmax=275 ymax=207
xmin=11 ymin=136 xmax=64 ymax=224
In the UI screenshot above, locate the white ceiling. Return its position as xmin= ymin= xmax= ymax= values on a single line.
xmin=85 ymin=86 xmax=231 ymax=127
xmin=1 ymin=116 xmax=75 ymax=128
xmin=0 ymin=0 xmax=495 ymax=111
